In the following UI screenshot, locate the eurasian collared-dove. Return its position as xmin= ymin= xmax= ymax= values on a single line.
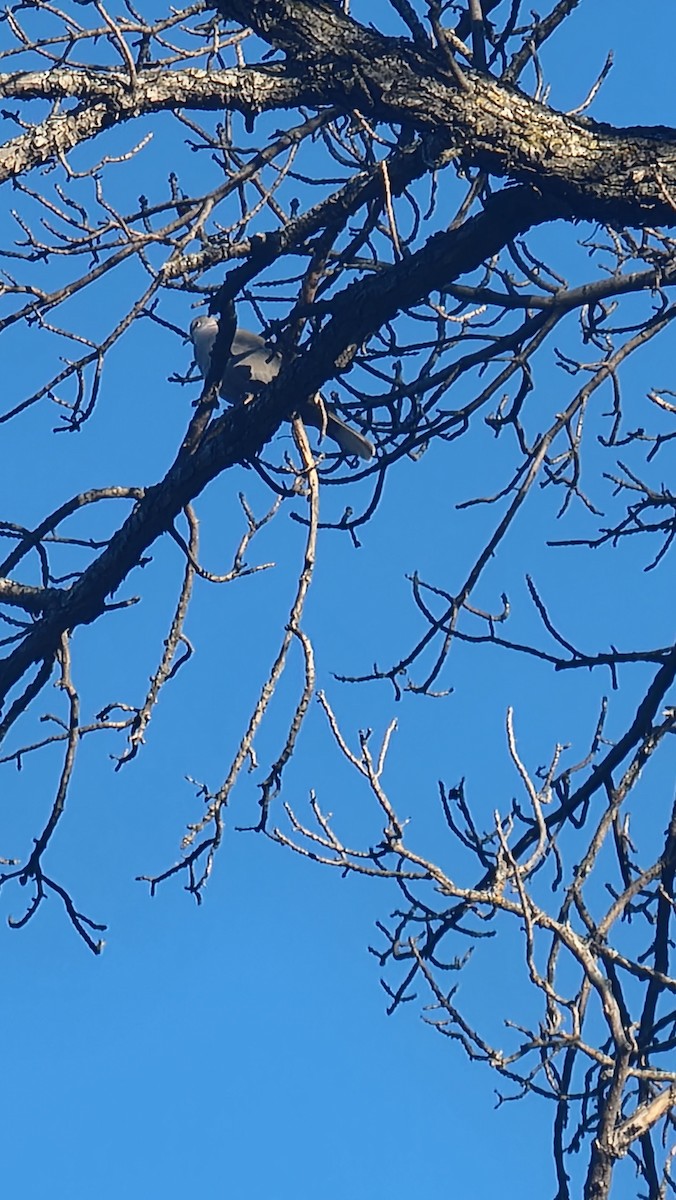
xmin=190 ymin=314 xmax=374 ymax=461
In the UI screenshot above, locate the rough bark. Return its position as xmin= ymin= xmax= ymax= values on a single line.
xmin=217 ymin=0 xmax=676 ymax=225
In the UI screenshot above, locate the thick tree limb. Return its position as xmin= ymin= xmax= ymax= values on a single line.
xmin=216 ymin=0 xmax=676 ymax=226
xmin=0 ymin=65 xmax=303 ymax=183
xmin=4 ymin=4 xmax=676 ymax=227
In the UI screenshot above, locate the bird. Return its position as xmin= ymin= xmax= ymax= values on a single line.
xmin=190 ymin=313 xmax=374 ymax=461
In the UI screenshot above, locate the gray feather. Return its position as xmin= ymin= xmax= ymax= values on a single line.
xmin=190 ymin=315 xmax=373 ymax=460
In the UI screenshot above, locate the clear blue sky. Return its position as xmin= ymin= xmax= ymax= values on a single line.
xmin=1 ymin=3 xmax=674 ymax=1198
